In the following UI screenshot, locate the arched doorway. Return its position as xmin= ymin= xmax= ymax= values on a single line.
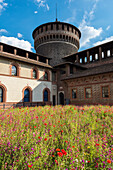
xmin=59 ymin=92 xmax=64 ymax=105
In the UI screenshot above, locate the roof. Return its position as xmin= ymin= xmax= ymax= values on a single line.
xmin=32 ymin=21 xmax=81 ymax=39
xmin=0 ymin=42 xmax=50 ymax=59
xmin=0 ymin=51 xmax=52 ymax=69
xmin=63 ymin=40 xmax=113 ymax=59
xmin=62 ymin=63 xmax=113 ymax=80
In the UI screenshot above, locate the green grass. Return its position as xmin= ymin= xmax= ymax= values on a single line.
xmin=0 ymin=105 xmax=113 ymax=170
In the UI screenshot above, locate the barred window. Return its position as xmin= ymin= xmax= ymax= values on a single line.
xmin=72 ymin=89 xmax=77 ymax=99
xmin=102 ymin=86 xmax=109 ymax=98
xmin=45 ymin=72 xmax=48 ymax=80
xmin=85 ymin=88 xmax=91 ymax=98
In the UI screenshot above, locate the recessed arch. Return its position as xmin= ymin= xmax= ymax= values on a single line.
xmin=44 ymin=70 xmax=50 ymax=81
xmin=22 ymin=86 xmax=32 ymax=102
xmin=43 ymin=88 xmax=50 ymax=102
xmin=31 ymin=67 xmax=39 ymax=79
xmin=10 ymin=62 xmax=20 ymax=76
xmin=0 ymin=83 xmax=7 ymax=102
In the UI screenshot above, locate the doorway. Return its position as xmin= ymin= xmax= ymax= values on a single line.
xmin=59 ymin=92 xmax=64 ymax=105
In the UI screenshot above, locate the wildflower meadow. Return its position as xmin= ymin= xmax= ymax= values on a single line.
xmin=0 ymin=105 xmax=113 ymax=170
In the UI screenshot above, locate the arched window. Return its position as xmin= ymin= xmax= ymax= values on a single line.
xmin=44 ymin=71 xmax=48 ymax=80
xmin=12 ymin=65 xmax=17 ymax=76
xmin=0 ymin=87 xmax=3 ymax=102
xmin=24 ymin=89 xmax=30 ymax=102
xmin=33 ymin=69 xmax=37 ymax=79
xmin=44 ymin=90 xmax=48 ymax=102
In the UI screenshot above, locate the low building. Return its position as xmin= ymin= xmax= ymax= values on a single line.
xmin=0 ymin=20 xmax=113 ymax=108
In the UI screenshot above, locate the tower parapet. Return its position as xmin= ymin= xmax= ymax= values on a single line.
xmin=32 ymin=21 xmax=81 ymax=66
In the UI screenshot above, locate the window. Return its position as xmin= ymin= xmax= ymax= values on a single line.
xmin=44 ymin=90 xmax=48 ymax=102
xmin=70 ymin=65 xmax=73 ymax=74
xmin=85 ymin=88 xmax=91 ymax=98
xmin=24 ymin=89 xmax=30 ymax=102
xmin=107 ymin=50 xmax=110 ymax=57
xmin=85 ymin=57 xmax=87 ymax=63
xmin=90 ymin=55 xmax=92 ymax=61
xmin=72 ymin=89 xmax=77 ymax=99
xmin=62 ymin=24 xmax=64 ymax=30
xmin=51 ymin=24 xmax=53 ymax=30
xmin=45 ymin=72 xmax=48 ymax=80
xmin=0 ymin=87 xmax=3 ymax=102
xmin=102 ymin=86 xmax=109 ymax=98
xmin=102 ymin=52 xmax=104 ymax=58
xmin=95 ymin=54 xmax=98 ymax=60
xmin=80 ymin=58 xmax=82 ymax=63
xmin=12 ymin=65 xmax=17 ymax=76
xmin=33 ymin=69 xmax=37 ymax=79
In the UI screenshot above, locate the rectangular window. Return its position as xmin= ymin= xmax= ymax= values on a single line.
xmin=52 ymin=71 xmax=56 ymax=81
xmin=102 ymin=52 xmax=104 ymax=58
xmin=95 ymin=54 xmax=98 ymax=60
xmin=107 ymin=50 xmax=110 ymax=57
xmin=102 ymin=86 xmax=109 ymax=98
xmin=90 ymin=55 xmax=92 ymax=61
xmin=85 ymin=88 xmax=91 ymax=98
xmin=72 ymin=89 xmax=77 ymax=99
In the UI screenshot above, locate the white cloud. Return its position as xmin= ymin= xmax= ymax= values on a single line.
xmin=46 ymin=4 xmax=49 ymax=11
xmin=34 ymin=11 xmax=38 ymax=14
xmin=79 ymin=0 xmax=102 ymax=47
xmin=0 ymin=29 xmax=8 ymax=33
xmin=17 ymin=33 xmax=23 ymax=38
xmin=0 ymin=36 xmax=33 ymax=51
xmin=79 ymin=25 xmax=102 ymax=47
xmin=106 ymin=25 xmax=111 ymax=31
xmin=94 ymin=36 xmax=113 ymax=46
xmin=0 ymin=0 xmax=8 ymax=14
xmin=34 ymin=0 xmax=49 ymax=10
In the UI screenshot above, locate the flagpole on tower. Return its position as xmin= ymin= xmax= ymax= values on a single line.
xmin=56 ymin=3 xmax=57 ymax=21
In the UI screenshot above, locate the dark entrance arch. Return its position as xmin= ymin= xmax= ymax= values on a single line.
xmin=59 ymin=92 xmax=64 ymax=105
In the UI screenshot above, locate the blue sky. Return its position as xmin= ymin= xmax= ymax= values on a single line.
xmin=0 ymin=0 xmax=113 ymax=53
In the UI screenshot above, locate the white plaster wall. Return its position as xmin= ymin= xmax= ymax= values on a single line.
xmin=0 ymin=58 xmax=10 ymax=75
xmin=0 ymin=75 xmax=52 ymax=102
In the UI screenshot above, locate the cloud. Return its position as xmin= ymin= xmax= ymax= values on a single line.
xmin=79 ymin=25 xmax=102 ymax=47
xmin=94 ymin=36 xmax=113 ymax=46
xmin=34 ymin=11 xmax=38 ymax=14
xmin=106 ymin=25 xmax=111 ymax=31
xmin=0 ymin=36 xmax=33 ymax=51
xmin=79 ymin=0 xmax=102 ymax=47
xmin=34 ymin=0 xmax=49 ymax=10
xmin=17 ymin=33 xmax=23 ymax=38
xmin=0 ymin=0 xmax=8 ymax=14
xmin=0 ymin=29 xmax=8 ymax=33
xmin=46 ymin=4 xmax=49 ymax=11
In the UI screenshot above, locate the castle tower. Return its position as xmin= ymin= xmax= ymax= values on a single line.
xmin=32 ymin=20 xmax=81 ymax=66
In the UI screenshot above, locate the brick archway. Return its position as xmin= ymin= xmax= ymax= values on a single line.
xmin=22 ymin=86 xmax=32 ymax=102
xmin=0 ymin=83 xmax=7 ymax=102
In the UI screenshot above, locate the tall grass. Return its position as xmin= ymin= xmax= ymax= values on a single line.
xmin=0 ymin=105 xmax=113 ymax=169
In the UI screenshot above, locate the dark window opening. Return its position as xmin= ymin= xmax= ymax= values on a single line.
xmin=24 ymin=89 xmax=30 ymax=102
xmin=44 ymin=90 xmax=48 ymax=102
xmin=52 ymin=71 xmax=56 ymax=81
xmin=85 ymin=88 xmax=91 ymax=98
xmin=72 ymin=89 xmax=77 ymax=99
xmin=62 ymin=24 xmax=64 ymax=30
xmin=45 ymin=72 xmax=48 ymax=80
xmin=70 ymin=65 xmax=73 ymax=74
xmin=33 ymin=69 xmax=37 ymax=79
xmin=0 ymin=87 xmax=3 ymax=102
xmin=51 ymin=24 xmax=53 ymax=30
xmin=12 ymin=65 xmax=17 ymax=76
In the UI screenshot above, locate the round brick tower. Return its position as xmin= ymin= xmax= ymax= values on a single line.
xmin=32 ymin=20 xmax=81 ymax=66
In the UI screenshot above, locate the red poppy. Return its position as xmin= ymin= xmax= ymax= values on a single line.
xmin=44 ymin=138 xmax=47 ymax=141
xmin=44 ymin=123 xmax=47 ymax=126
xmin=28 ymin=165 xmax=32 ymax=168
xmin=56 ymin=148 xmax=60 ymax=151
xmin=72 ymin=146 xmax=75 ymax=148
xmin=111 ymin=148 xmax=113 ymax=151
xmin=36 ymin=116 xmax=38 ymax=119
xmin=65 ymin=141 xmax=68 ymax=143
xmin=38 ymin=136 xmax=41 ymax=139
xmin=88 ymin=161 xmax=90 ymax=163
xmin=107 ymin=159 xmax=111 ymax=163
xmin=34 ymin=126 xmax=36 ymax=128
xmin=52 ymin=155 xmax=54 ymax=157
xmin=57 ymin=152 xmax=63 ymax=157
xmin=96 ymin=143 xmax=99 ymax=146
xmin=53 ymin=125 xmax=55 ymax=127
xmin=61 ymin=149 xmax=67 ymax=155
xmin=49 ymin=135 xmax=52 ymax=137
